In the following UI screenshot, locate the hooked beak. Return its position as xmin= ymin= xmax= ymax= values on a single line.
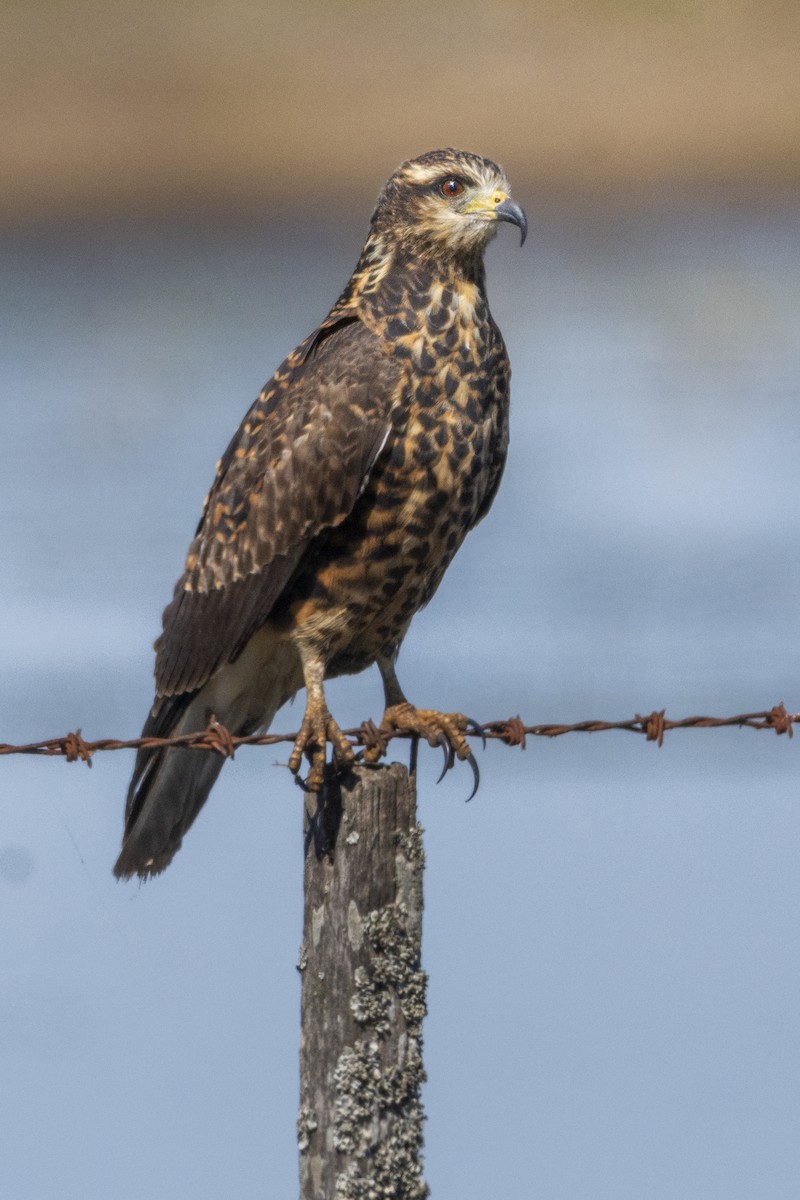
xmin=494 ymin=196 xmax=527 ymax=246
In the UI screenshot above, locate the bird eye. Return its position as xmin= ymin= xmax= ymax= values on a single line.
xmin=440 ymin=178 xmax=464 ymax=198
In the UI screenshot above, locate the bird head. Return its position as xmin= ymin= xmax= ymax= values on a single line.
xmin=371 ymin=149 xmax=527 ymax=261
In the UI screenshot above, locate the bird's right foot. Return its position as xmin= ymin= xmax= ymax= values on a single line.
xmin=289 ymin=699 xmax=355 ymax=791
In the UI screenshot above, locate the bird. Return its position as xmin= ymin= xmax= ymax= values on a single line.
xmin=114 ymin=148 xmax=526 ymax=880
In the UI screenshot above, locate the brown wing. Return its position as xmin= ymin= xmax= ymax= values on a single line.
xmin=154 ymin=317 xmax=398 ymax=697
xmin=471 ymin=326 xmax=511 ymax=528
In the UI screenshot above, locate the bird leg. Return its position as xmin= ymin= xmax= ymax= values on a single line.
xmin=289 ymin=651 xmax=354 ymax=791
xmin=366 ymin=653 xmax=482 ymax=798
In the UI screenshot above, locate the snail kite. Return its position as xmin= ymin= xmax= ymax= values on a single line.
xmin=114 ymin=148 xmax=526 ymax=879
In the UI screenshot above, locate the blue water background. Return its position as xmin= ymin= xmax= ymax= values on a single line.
xmin=2 ymin=199 xmax=799 ymax=1198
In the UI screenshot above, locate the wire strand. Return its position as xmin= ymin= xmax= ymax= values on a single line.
xmin=0 ymin=703 xmax=795 ymax=767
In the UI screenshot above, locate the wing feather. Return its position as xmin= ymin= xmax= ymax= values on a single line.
xmin=154 ymin=319 xmax=398 ymax=697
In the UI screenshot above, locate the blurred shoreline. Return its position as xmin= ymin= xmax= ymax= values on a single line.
xmin=3 ymin=0 xmax=799 ymax=227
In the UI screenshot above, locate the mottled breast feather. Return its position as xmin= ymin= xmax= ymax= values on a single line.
xmin=154 ymin=319 xmax=397 ymax=697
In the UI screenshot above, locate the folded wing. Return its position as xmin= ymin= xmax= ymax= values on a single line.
xmin=154 ymin=317 xmax=398 ymax=699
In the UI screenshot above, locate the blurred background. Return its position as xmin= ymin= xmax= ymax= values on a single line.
xmin=3 ymin=0 xmax=800 ymax=219
xmin=2 ymin=2 xmax=800 ymax=1198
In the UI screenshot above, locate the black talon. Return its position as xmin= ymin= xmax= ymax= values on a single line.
xmin=465 ymin=717 xmax=487 ymax=751
xmin=435 ymin=733 xmax=451 ymax=784
xmin=409 ymin=734 xmax=420 ymax=776
xmin=464 ymin=751 xmax=481 ymax=802
xmin=294 ymin=771 xmax=320 ymax=794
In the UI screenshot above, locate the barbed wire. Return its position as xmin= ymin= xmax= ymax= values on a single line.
xmin=0 ymin=703 xmax=795 ymax=768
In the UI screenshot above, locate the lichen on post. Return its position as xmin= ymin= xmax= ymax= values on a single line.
xmin=298 ymin=762 xmax=428 ymax=1199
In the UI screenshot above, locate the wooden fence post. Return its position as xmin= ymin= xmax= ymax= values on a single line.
xmin=298 ymin=762 xmax=428 ymax=1199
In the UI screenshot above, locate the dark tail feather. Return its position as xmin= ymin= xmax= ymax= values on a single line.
xmin=113 ymin=696 xmax=225 ymax=881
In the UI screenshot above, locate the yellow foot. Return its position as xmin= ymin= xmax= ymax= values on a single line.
xmin=288 ymin=705 xmax=355 ymax=792
xmin=364 ymin=702 xmax=483 ymax=799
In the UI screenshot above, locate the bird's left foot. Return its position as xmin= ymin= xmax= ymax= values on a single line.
xmin=289 ymin=700 xmax=355 ymax=791
xmin=363 ymin=702 xmax=483 ymax=799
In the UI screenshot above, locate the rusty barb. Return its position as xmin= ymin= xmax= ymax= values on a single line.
xmin=0 ymin=703 xmax=795 ymax=767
